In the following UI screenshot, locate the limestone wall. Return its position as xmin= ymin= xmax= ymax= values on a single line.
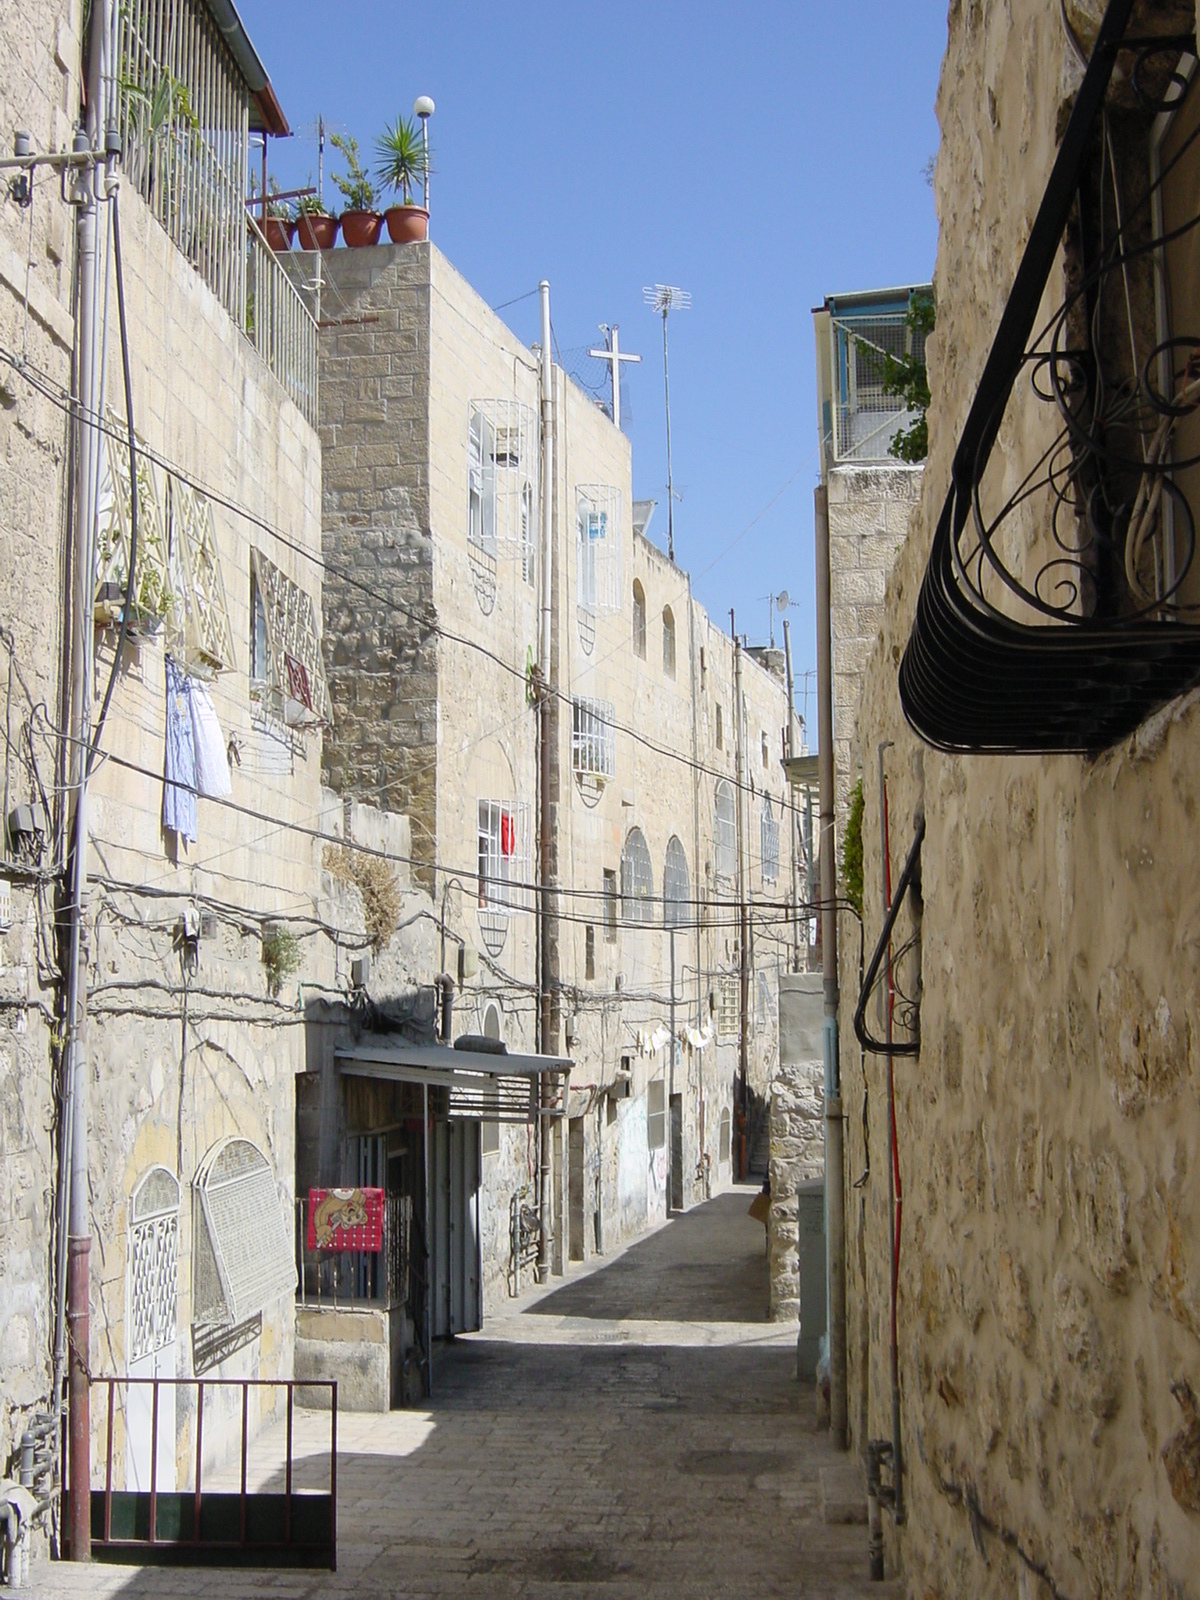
xmin=767 ymin=1061 xmax=824 ymax=1321
xmin=841 ymin=3 xmax=1200 ymax=1595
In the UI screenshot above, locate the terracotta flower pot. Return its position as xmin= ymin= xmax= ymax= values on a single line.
xmin=384 ymin=204 xmax=429 ymax=244
xmin=261 ymin=216 xmax=295 ymax=252
xmin=296 ymin=211 xmax=339 ymax=251
xmin=340 ymin=210 xmax=384 ymax=248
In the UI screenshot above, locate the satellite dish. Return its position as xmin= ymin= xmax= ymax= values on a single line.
xmin=776 ymin=590 xmax=790 ymax=612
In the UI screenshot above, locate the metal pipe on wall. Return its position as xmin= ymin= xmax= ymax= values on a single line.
xmin=783 ymin=619 xmax=801 ymax=973
xmin=878 ymin=746 xmax=904 ymax=1524
xmin=536 ymin=281 xmax=557 ymax=1280
xmin=815 ymin=483 xmax=848 ymax=1450
xmin=731 ymin=618 xmax=749 ymax=1178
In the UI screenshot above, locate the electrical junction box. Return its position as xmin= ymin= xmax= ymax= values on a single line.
xmin=458 ymin=944 xmax=478 ymax=984
xmin=351 ymin=954 xmax=371 ymax=990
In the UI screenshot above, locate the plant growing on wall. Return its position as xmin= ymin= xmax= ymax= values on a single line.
xmin=323 ymin=845 xmax=401 ymax=952
xmin=261 ymin=923 xmax=302 ymax=996
xmin=842 ymin=778 xmax=864 ymax=917
xmin=881 ymin=294 xmax=935 ymax=463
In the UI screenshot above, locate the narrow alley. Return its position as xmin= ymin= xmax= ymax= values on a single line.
xmin=32 ymin=1190 xmax=891 ymax=1600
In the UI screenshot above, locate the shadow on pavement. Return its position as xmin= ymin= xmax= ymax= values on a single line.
xmin=528 ymin=1186 xmax=769 ymax=1324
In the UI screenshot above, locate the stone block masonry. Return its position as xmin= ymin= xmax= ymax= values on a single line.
xmin=767 ymin=1060 xmax=824 ymax=1321
xmin=319 ymin=244 xmax=438 ymax=894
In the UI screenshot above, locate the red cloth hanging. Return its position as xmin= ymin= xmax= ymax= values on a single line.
xmin=500 ymin=811 xmax=516 ymax=857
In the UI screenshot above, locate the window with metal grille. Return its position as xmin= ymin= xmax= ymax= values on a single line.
xmin=647 ymin=1079 xmax=666 ymax=1151
xmin=572 ymin=697 xmax=616 ymax=779
xmin=576 ymin=486 xmax=623 ymax=613
xmin=621 ymin=828 xmax=655 ymax=923
xmin=468 ymin=408 xmax=498 ymax=557
xmin=716 ymin=973 xmax=739 ymax=1040
xmin=762 ymin=731 xmax=770 ymax=770
xmin=192 ymin=1139 xmax=295 ymax=1328
xmin=663 ymin=835 xmax=689 ymax=928
xmin=662 ymin=606 xmax=676 ymax=678
xmin=521 ymin=481 xmax=536 ymax=586
xmin=249 ymin=550 xmax=332 ymax=728
xmin=477 ymin=800 xmax=531 ymax=916
xmin=127 ymin=1167 xmax=179 ymax=1366
xmin=632 ymin=580 xmax=647 ymax=658
xmin=761 ymin=796 xmax=780 ymax=884
xmin=714 ymin=780 xmax=736 ymax=881
xmin=719 ymin=1106 xmax=732 ymax=1164
xmin=603 ymin=869 xmax=618 ymax=944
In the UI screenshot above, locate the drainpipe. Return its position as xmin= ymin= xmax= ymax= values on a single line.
xmin=732 ymin=621 xmax=749 ymax=1176
xmin=61 ymin=0 xmax=115 ymax=1557
xmin=685 ymin=579 xmax=702 ymax=1186
xmin=815 ymin=482 xmax=848 ymax=1450
xmin=537 ymin=281 xmax=558 ymax=1280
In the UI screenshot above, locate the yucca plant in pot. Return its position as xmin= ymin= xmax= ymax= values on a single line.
xmin=296 ymin=190 xmax=338 ymax=250
xmin=330 ymin=133 xmax=383 ymax=246
xmin=375 ymin=115 xmax=430 ymax=243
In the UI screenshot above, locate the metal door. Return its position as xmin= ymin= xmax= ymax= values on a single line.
xmin=125 ymin=1168 xmax=179 ymax=1492
xmin=431 ymin=1120 xmax=481 ymax=1336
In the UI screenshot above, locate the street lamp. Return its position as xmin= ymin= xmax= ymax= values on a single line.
xmin=414 ymin=95 xmax=434 ymax=214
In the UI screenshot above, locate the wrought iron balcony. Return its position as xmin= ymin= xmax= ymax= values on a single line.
xmin=901 ymin=0 xmax=1200 ymax=752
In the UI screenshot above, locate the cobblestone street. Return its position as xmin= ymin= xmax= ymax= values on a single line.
xmin=32 ymin=1188 xmax=893 ymax=1599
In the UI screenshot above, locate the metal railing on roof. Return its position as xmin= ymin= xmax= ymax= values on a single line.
xmin=118 ymin=0 xmax=318 ymax=426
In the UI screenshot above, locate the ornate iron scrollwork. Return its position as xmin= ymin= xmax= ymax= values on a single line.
xmin=901 ymin=0 xmax=1200 ymax=753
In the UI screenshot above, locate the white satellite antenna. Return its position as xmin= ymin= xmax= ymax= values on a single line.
xmin=644 ymin=284 xmax=691 ymax=563
xmin=760 ymin=589 xmax=794 ymax=648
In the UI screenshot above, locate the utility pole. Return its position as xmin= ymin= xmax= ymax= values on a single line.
xmin=61 ymin=0 xmax=114 ymax=1558
xmin=815 ymin=483 xmax=848 ymax=1450
xmin=731 ymin=610 xmax=749 ymax=1180
xmin=668 ymin=926 xmax=676 ymax=1214
xmin=537 ymin=281 xmax=559 ymax=1281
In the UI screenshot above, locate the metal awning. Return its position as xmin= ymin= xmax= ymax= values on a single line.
xmin=336 ymin=1041 xmax=573 ymax=1124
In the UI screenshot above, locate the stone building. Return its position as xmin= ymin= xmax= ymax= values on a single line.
xmin=313 ymin=240 xmax=799 ymax=1311
xmin=813 ymin=284 xmax=929 ymax=829
xmin=0 ymin=0 xmax=374 ymax=1537
xmin=838 ymin=2 xmax=1200 ymax=1595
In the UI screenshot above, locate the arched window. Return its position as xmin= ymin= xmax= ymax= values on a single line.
xmin=483 ymin=1001 xmax=503 ymax=1041
xmin=632 ymin=580 xmax=646 ymax=658
xmin=761 ymin=795 xmax=780 ymax=883
xmin=662 ymin=606 xmax=676 ymax=678
xmin=193 ymin=1139 xmax=294 ymax=1329
xmin=714 ymin=780 xmax=736 ymax=881
xmin=663 ymin=835 xmax=689 ymax=927
xmin=621 ymin=827 xmax=654 ymax=923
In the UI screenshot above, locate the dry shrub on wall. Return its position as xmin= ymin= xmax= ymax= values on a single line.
xmin=323 ymin=844 xmax=401 ymax=952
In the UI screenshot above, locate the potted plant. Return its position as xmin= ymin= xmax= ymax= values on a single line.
xmin=256 ymin=178 xmax=295 ymax=252
xmin=296 ymin=190 xmax=339 ymax=251
xmin=374 ymin=115 xmax=430 ymax=244
xmin=330 ymin=133 xmax=383 ymax=247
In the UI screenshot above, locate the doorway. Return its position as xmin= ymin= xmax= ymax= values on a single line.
xmin=568 ymin=1117 xmax=585 ymax=1261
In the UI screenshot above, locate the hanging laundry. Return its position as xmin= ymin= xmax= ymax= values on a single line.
xmin=500 ymin=810 xmax=516 ymax=858
xmin=163 ymin=656 xmax=197 ymax=843
xmin=189 ymin=677 xmax=232 ymax=798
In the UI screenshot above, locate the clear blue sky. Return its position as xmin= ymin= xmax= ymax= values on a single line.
xmin=241 ymin=1 xmax=946 ymax=695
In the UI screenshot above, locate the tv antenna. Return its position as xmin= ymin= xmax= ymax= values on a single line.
xmin=760 ymin=589 xmax=796 ymax=649
xmin=588 ymin=325 xmax=641 ymax=432
xmin=643 ymin=284 xmax=691 ymax=563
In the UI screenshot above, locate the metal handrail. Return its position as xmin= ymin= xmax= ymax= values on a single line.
xmin=245 ymin=215 xmax=319 ymax=427
xmin=80 ymin=1375 xmax=336 ymax=1570
xmin=853 ymin=814 xmax=924 ymax=1058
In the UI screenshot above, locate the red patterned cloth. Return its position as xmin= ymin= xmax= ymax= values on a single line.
xmin=306 ymin=1187 xmax=384 ymax=1252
